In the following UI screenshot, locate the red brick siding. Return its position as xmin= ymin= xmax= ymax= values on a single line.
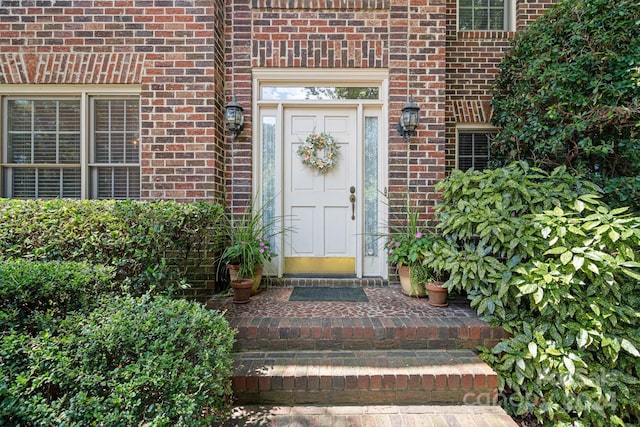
xmin=226 ymin=0 xmax=447 ymax=216
xmin=444 ymin=0 xmax=556 ymax=171
xmin=0 ymin=1 xmax=558 ymax=219
xmin=0 ymin=0 xmax=226 ymax=203
xmin=516 ymin=0 xmax=557 ymax=30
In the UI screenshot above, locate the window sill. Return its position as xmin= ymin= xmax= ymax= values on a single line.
xmin=456 ymin=30 xmax=515 ymax=40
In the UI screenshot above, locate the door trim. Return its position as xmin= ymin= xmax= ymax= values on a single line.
xmin=252 ymin=69 xmax=390 ymax=279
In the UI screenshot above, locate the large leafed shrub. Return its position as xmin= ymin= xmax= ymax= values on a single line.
xmin=431 ymin=163 xmax=640 ymax=426
xmin=0 ymin=295 xmax=236 ymax=427
xmin=0 ymin=199 xmax=226 ymax=297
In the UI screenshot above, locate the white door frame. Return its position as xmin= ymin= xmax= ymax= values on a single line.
xmin=252 ymin=69 xmax=390 ymax=279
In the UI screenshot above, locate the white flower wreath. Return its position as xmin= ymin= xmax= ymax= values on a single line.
xmin=296 ymin=131 xmax=340 ymax=174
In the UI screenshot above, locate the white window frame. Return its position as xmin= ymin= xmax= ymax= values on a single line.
xmin=0 ymin=85 xmax=141 ymax=199
xmin=456 ymin=125 xmax=495 ymax=171
xmin=457 ymin=0 xmax=515 ymax=31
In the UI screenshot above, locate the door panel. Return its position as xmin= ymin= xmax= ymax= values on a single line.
xmin=284 ymin=107 xmax=358 ymax=275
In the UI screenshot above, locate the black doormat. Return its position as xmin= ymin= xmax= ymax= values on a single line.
xmin=289 ymin=286 xmax=369 ymax=302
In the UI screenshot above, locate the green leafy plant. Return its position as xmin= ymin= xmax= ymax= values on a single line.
xmin=409 ymin=260 xmax=439 ymax=286
xmin=491 ymin=0 xmax=640 ymax=211
xmin=384 ymin=192 xmax=437 ymax=267
xmin=0 ymin=199 xmax=226 ymax=299
xmin=0 ymin=260 xmax=115 ymax=334
xmin=434 ymin=163 xmax=640 ymax=425
xmin=221 ymin=198 xmax=284 ymax=279
xmin=0 ymin=295 xmax=236 ymax=426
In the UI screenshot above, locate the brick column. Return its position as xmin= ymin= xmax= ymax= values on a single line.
xmin=388 ymin=0 xmax=447 ymax=219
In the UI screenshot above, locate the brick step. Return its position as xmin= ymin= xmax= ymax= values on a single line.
xmin=269 ymin=278 xmax=387 ymax=287
xmin=219 ymin=405 xmax=520 ymax=427
xmin=232 ymin=349 xmax=499 ymax=406
xmin=230 ymin=316 xmax=507 ymax=352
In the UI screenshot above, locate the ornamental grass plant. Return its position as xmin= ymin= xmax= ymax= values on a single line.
xmin=220 ymin=197 xmax=282 ymax=279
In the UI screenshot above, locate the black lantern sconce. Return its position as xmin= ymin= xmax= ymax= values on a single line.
xmin=396 ymin=95 xmax=420 ymax=141
xmin=225 ymin=95 xmax=244 ymax=140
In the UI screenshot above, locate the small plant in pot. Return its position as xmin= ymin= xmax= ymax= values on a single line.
xmin=221 ymin=239 xmax=264 ymax=304
xmin=418 ymin=236 xmax=450 ymax=307
xmin=220 ymin=198 xmax=281 ymax=300
xmin=383 ymin=192 xmax=438 ymax=297
xmin=386 ymin=231 xmax=440 ymax=297
xmin=410 ymin=261 xmax=447 ymax=307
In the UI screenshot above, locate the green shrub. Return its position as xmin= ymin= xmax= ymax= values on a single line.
xmin=0 ymin=199 xmax=226 ymax=298
xmin=0 ymin=259 xmax=115 ymax=334
xmin=0 ymin=295 xmax=236 ymax=427
xmin=433 ymin=163 xmax=640 ymax=426
xmin=597 ymin=176 xmax=640 ymax=215
xmin=491 ymin=0 xmax=640 ymax=198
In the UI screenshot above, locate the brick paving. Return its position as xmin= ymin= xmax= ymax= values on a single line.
xmin=206 ymin=286 xmax=508 ymax=352
xmin=217 ymin=405 xmax=519 ymax=427
xmin=207 ymin=286 xmax=476 ymax=318
xmin=232 ymin=349 xmax=499 ymax=405
xmin=207 ymin=285 xmax=517 ymax=427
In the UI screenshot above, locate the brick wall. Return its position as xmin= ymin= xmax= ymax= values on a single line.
xmin=0 ymin=0 xmax=226 ymax=203
xmin=225 ymin=0 xmax=447 ymax=216
xmin=444 ymin=0 xmax=556 ymax=171
xmin=516 ymin=0 xmax=557 ymax=30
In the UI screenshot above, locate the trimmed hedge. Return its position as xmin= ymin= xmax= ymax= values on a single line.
xmin=0 ymin=259 xmax=115 ymax=334
xmin=0 ymin=199 xmax=226 ymax=298
xmin=432 ymin=163 xmax=640 ymax=426
xmin=0 ymin=295 xmax=236 ymax=426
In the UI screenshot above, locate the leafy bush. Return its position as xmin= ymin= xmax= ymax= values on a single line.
xmin=0 ymin=259 xmax=115 ymax=334
xmin=490 ymin=0 xmax=640 ymax=211
xmin=491 ymin=0 xmax=640 ymax=172
xmin=433 ymin=163 xmax=640 ymax=425
xmin=0 ymin=199 xmax=226 ymax=297
xmin=597 ymin=176 xmax=640 ymax=215
xmin=0 ymin=295 xmax=236 ymax=426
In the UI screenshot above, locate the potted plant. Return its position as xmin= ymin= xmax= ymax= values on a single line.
xmin=222 ymin=236 xmax=275 ymax=286
xmin=418 ymin=235 xmax=450 ymax=307
xmin=386 ymin=231 xmax=440 ymax=297
xmin=220 ymin=198 xmax=281 ymax=298
xmin=383 ymin=192 xmax=436 ymax=297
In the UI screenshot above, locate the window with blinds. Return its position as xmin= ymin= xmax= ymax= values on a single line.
xmin=6 ymin=99 xmax=82 ymax=198
xmin=91 ymin=99 xmax=140 ymax=199
xmin=458 ymin=0 xmax=511 ymax=31
xmin=3 ymin=95 xmax=140 ymax=200
xmin=457 ymin=131 xmax=493 ymax=171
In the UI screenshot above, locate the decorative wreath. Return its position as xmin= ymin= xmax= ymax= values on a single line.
xmin=296 ymin=131 xmax=340 ymax=174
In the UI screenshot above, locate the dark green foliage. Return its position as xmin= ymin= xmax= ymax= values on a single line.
xmin=0 ymin=199 xmax=226 ymax=297
xmin=0 ymin=260 xmax=115 ymax=334
xmin=434 ymin=163 xmax=640 ymax=425
xmin=0 ymin=295 xmax=236 ymax=427
xmin=597 ymin=176 xmax=640 ymax=214
xmin=491 ymin=0 xmax=640 ymax=211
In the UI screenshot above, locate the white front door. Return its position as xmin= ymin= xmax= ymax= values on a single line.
xmin=284 ymin=107 xmax=358 ymax=275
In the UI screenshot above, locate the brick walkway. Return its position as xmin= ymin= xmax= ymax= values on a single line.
xmin=208 ymin=285 xmax=476 ymax=318
xmin=218 ymin=405 xmax=519 ymax=426
xmin=207 ymin=285 xmax=517 ymax=427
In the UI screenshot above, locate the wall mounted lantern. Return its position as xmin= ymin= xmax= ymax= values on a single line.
xmin=225 ymin=95 xmax=244 ymax=140
xmin=396 ymin=95 xmax=420 ymax=141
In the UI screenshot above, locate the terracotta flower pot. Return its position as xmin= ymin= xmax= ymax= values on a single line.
xmin=231 ymin=278 xmax=253 ymax=304
xmin=397 ymin=265 xmax=427 ymax=298
xmin=426 ymin=282 xmax=448 ymax=307
xmin=228 ymin=264 xmax=263 ymax=295
xmin=251 ymin=264 xmax=263 ymax=295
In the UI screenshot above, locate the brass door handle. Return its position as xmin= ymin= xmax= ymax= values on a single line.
xmin=349 ymin=186 xmax=356 ymax=220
